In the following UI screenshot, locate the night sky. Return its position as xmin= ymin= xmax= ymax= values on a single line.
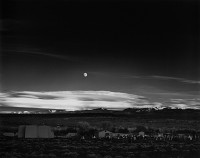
xmin=1 ymin=0 xmax=200 ymax=112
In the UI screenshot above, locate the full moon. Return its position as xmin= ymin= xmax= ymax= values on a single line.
xmin=83 ymin=73 xmax=87 ymax=77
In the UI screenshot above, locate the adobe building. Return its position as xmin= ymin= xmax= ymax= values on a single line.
xmin=18 ymin=125 xmax=54 ymax=138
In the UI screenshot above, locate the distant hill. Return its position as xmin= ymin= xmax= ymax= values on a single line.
xmin=0 ymin=107 xmax=200 ymax=120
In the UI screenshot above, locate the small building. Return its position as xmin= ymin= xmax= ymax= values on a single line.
xmin=139 ymin=131 xmax=145 ymax=137
xmin=178 ymin=134 xmax=185 ymax=138
xmin=98 ymin=130 xmax=112 ymax=138
xmin=3 ymin=132 xmax=15 ymax=137
xmin=65 ymin=132 xmax=77 ymax=138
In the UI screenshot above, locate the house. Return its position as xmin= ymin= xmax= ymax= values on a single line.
xmin=98 ymin=130 xmax=112 ymax=138
xmin=65 ymin=132 xmax=77 ymax=138
xmin=138 ymin=131 xmax=145 ymax=137
xmin=3 ymin=132 xmax=15 ymax=137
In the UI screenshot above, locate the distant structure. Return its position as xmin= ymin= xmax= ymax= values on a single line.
xmin=65 ymin=132 xmax=77 ymax=138
xmin=18 ymin=125 xmax=26 ymax=138
xmin=112 ymin=133 xmax=129 ymax=138
xmin=3 ymin=132 xmax=15 ymax=137
xmin=25 ymin=125 xmax=38 ymax=138
xmin=98 ymin=130 xmax=112 ymax=138
xmin=38 ymin=126 xmax=54 ymax=138
xmin=127 ymin=127 xmax=136 ymax=133
xmin=18 ymin=125 xmax=54 ymax=138
xmin=139 ymin=131 xmax=145 ymax=137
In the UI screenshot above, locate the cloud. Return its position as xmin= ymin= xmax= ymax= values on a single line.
xmin=112 ymin=73 xmax=200 ymax=84
xmin=168 ymin=98 xmax=200 ymax=109
xmin=0 ymin=91 xmax=161 ymax=112
xmin=4 ymin=48 xmax=79 ymax=62
xmin=92 ymin=73 xmax=200 ymax=85
xmin=1 ymin=90 xmax=200 ymax=113
xmin=151 ymin=75 xmax=200 ymax=84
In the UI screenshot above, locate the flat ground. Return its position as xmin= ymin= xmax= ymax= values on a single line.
xmin=0 ymin=114 xmax=200 ymax=132
xmin=0 ymin=138 xmax=200 ymax=158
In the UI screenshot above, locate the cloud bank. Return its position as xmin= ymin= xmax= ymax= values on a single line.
xmin=0 ymin=91 xmax=199 ymax=113
xmin=151 ymin=76 xmax=200 ymax=84
xmin=0 ymin=91 xmax=158 ymax=112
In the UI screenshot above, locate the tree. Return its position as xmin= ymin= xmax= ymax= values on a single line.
xmin=77 ymin=121 xmax=91 ymax=135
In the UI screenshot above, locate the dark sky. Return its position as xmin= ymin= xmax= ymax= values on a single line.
xmin=1 ymin=0 xmax=199 ymax=95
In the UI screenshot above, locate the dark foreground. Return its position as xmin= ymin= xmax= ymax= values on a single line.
xmin=1 ymin=138 xmax=200 ymax=158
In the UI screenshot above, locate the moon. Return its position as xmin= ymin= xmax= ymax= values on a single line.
xmin=83 ymin=73 xmax=87 ymax=77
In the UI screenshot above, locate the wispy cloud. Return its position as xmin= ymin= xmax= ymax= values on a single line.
xmin=151 ymin=75 xmax=200 ymax=84
xmin=124 ymin=75 xmax=200 ymax=84
xmin=4 ymin=48 xmax=79 ymax=61
xmin=87 ymin=73 xmax=200 ymax=85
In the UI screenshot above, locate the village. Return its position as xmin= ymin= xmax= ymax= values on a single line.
xmin=1 ymin=118 xmax=200 ymax=158
xmin=1 ymin=122 xmax=200 ymax=158
xmin=2 ymin=121 xmax=200 ymax=142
